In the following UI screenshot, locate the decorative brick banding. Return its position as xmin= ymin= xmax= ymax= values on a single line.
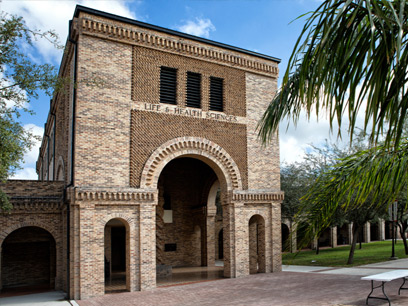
xmin=140 ymin=137 xmax=242 ymax=190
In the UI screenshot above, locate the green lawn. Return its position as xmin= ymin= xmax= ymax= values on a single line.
xmin=283 ymin=241 xmax=408 ymax=267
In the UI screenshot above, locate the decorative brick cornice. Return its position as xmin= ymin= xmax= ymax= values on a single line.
xmin=79 ymin=17 xmax=278 ymax=78
xmin=5 ymin=200 xmax=62 ymax=212
xmin=67 ymin=188 xmax=157 ymax=202
xmin=232 ymin=191 xmax=284 ymax=202
xmin=139 ymin=137 xmax=242 ymax=190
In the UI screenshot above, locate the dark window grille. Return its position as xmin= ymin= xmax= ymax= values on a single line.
xmin=186 ymin=72 xmax=201 ymax=108
xmin=160 ymin=66 xmax=177 ymax=104
xmin=209 ymin=77 xmax=223 ymax=111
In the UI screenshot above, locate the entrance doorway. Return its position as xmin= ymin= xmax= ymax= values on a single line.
xmin=249 ymin=215 xmax=266 ymax=274
xmin=1 ymin=227 xmax=56 ymax=293
xmin=156 ymin=157 xmax=224 ymax=286
xmin=104 ymin=219 xmax=128 ymax=293
xmin=281 ymin=224 xmax=290 ymax=252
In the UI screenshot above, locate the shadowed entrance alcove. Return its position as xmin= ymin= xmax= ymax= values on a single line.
xmin=104 ymin=218 xmax=128 ymax=293
xmin=156 ymin=157 xmax=225 ymax=285
xmin=1 ymin=227 xmax=56 ymax=292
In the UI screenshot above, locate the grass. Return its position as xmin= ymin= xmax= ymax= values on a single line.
xmin=282 ymin=240 xmax=408 ymax=267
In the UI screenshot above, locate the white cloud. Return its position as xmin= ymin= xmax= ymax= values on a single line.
xmin=176 ymin=17 xmax=215 ymax=38
xmin=10 ymin=167 xmax=38 ymax=180
xmin=8 ymin=123 xmax=44 ymax=180
xmin=23 ymin=123 xmax=44 ymax=165
xmin=2 ymin=0 xmax=138 ymax=64
xmin=279 ymin=93 xmax=369 ymax=164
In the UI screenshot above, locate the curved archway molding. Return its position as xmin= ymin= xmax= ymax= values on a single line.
xmin=0 ymin=222 xmax=61 ymax=248
xmin=140 ymin=137 xmax=243 ymax=190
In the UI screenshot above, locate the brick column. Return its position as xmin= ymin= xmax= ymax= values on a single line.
xmin=206 ymin=213 xmax=216 ymax=266
xmin=290 ymin=222 xmax=297 ymax=253
xmin=248 ymin=219 xmax=258 ymax=274
xmin=222 ymin=201 xmax=235 ymax=278
xmin=379 ymin=219 xmax=385 ymax=240
xmin=139 ymin=203 xmax=156 ymax=290
xmin=271 ymin=202 xmax=282 ymax=271
xmin=78 ymin=202 xmax=104 ymax=299
xmin=331 ymin=227 xmax=337 ymax=248
xmin=363 ymin=222 xmax=370 ymax=243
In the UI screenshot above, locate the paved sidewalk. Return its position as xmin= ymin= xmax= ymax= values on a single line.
xmin=2 ymin=259 xmax=408 ymax=305
xmin=0 ymin=291 xmax=76 ymax=306
xmin=283 ymin=258 xmax=408 ymax=276
xmin=76 ymin=271 xmax=408 ymax=306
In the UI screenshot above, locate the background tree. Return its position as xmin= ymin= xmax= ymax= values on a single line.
xmin=0 ymin=12 xmax=61 ymax=210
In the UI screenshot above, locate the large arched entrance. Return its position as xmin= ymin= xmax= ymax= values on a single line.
xmin=1 ymin=227 xmax=56 ymax=292
xmin=104 ymin=219 xmax=129 ymax=293
xmin=155 ymin=157 xmax=225 ymax=286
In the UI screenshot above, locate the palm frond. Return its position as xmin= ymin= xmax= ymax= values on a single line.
xmin=258 ymin=0 xmax=408 ymax=147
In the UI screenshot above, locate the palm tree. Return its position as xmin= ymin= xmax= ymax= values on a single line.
xmin=258 ymin=0 xmax=408 ymax=244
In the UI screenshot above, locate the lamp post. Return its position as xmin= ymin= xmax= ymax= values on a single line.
xmin=389 ymin=200 xmax=398 ymax=260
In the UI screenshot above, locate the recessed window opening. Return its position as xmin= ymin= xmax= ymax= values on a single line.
xmin=186 ymin=72 xmax=201 ymax=108
xmin=209 ymin=77 xmax=224 ymax=112
xmin=160 ymin=66 xmax=177 ymax=105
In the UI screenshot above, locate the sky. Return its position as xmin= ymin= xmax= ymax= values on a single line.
xmin=1 ymin=0 xmax=354 ymax=179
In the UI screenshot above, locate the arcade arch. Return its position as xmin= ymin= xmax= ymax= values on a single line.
xmin=0 ymin=226 xmax=56 ymax=291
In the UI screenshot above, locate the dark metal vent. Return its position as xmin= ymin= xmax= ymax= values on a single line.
xmin=186 ymin=72 xmax=201 ymax=108
xmin=209 ymin=77 xmax=223 ymax=112
xmin=160 ymin=66 xmax=177 ymax=104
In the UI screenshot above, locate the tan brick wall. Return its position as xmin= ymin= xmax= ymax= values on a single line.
xmin=132 ymin=47 xmax=246 ymax=117
xmin=130 ymin=111 xmax=248 ymax=188
xmin=246 ymin=73 xmax=280 ymax=190
xmin=74 ymin=35 xmax=132 ymax=187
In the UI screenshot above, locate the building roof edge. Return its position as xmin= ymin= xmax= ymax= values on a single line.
xmin=73 ymin=5 xmax=281 ymax=63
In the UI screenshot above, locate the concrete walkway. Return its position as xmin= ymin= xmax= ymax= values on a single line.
xmin=0 ymin=290 xmax=77 ymax=306
xmin=283 ymin=258 xmax=408 ymax=276
xmin=1 ymin=259 xmax=408 ymax=305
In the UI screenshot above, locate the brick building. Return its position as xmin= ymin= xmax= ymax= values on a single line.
xmin=0 ymin=6 xmax=283 ymax=300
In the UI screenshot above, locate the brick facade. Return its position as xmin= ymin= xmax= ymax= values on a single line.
xmin=0 ymin=5 xmax=283 ymax=300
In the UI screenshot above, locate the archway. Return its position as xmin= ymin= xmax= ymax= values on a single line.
xmin=385 ymin=221 xmax=393 ymax=240
xmin=1 ymin=226 xmax=56 ymax=292
xmin=370 ymin=222 xmax=380 ymax=241
xmin=296 ymin=222 xmax=311 ymax=250
xmin=337 ymin=224 xmax=349 ymax=245
xmin=248 ymin=215 xmax=266 ymax=274
xmin=281 ymin=223 xmax=290 ymax=252
xmin=104 ymin=219 xmax=128 ymax=293
xmin=155 ymin=157 xmax=225 ymax=286
xmin=318 ymin=228 xmax=332 ymax=247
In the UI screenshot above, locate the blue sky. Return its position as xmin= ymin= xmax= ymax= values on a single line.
xmin=3 ymin=0 xmax=348 ymax=179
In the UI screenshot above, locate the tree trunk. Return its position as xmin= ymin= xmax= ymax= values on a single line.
xmin=359 ymin=227 xmax=363 ymax=249
xmin=398 ymin=222 xmax=408 ymax=255
xmin=347 ymin=224 xmax=360 ymax=265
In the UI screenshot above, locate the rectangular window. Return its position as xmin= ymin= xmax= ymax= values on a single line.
xmin=160 ymin=66 xmax=177 ymax=104
xmin=209 ymin=77 xmax=224 ymax=112
xmin=186 ymin=72 xmax=201 ymax=108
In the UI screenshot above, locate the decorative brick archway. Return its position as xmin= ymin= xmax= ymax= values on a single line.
xmin=0 ymin=225 xmax=59 ymax=291
xmin=140 ymin=137 xmax=243 ymax=191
